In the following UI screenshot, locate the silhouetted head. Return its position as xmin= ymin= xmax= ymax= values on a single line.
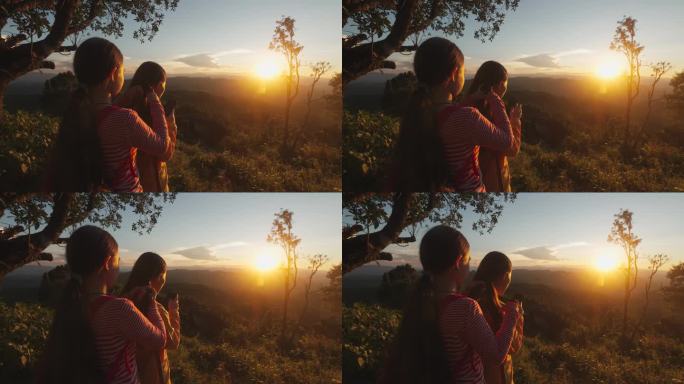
xmin=420 ymin=225 xmax=471 ymax=284
xmin=66 ymin=225 xmax=120 ymax=287
xmin=468 ymin=251 xmax=512 ymax=329
xmin=73 ymin=37 xmax=125 ymax=95
xmin=122 ymin=252 xmax=168 ymax=295
xmin=394 ymin=38 xmax=465 ymax=191
xmin=467 ymin=61 xmax=508 ymax=116
xmin=414 ymin=37 xmax=466 ymax=96
xmin=130 ymin=61 xmax=167 ymax=98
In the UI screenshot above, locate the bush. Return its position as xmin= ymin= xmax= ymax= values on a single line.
xmin=342 ymin=303 xmax=401 ymax=383
xmin=342 ymin=111 xmax=398 ymax=191
xmin=0 ymin=111 xmax=59 ymax=191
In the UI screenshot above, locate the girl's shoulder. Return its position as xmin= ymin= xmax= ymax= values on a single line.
xmin=99 ymin=105 xmax=141 ymax=125
xmin=438 ymin=103 xmax=483 ymax=125
xmin=441 ymin=293 xmax=479 ymax=313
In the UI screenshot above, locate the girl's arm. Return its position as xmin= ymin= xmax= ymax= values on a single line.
xmin=466 ymin=94 xmax=520 ymax=156
xmin=158 ymin=303 xmax=181 ymax=350
xmin=124 ymin=92 xmax=171 ymax=159
xmin=116 ymin=298 xmax=166 ymax=350
xmin=509 ymin=315 xmax=524 ymax=354
xmin=460 ymin=300 xmax=517 ymax=365
xmin=163 ymin=111 xmax=177 ymax=161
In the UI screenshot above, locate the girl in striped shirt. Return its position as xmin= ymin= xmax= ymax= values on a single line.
xmin=38 ymin=226 xmax=167 ymax=384
xmin=392 ymin=37 xmax=522 ymax=192
xmin=122 ymin=252 xmax=181 ymax=384
xmin=49 ymin=37 xmax=172 ymax=192
xmin=379 ymin=225 xmax=521 ymax=384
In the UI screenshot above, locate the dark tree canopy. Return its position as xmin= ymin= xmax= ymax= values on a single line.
xmin=378 ymin=263 xmax=419 ymax=308
xmin=0 ymin=192 xmax=175 ymax=278
xmin=0 ymin=0 xmax=180 ymax=114
xmin=342 ymin=192 xmax=515 ymax=273
xmin=666 ymin=71 xmax=684 ymax=119
xmin=342 ymin=0 xmax=520 ymax=84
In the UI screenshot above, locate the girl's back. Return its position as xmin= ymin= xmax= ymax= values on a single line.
xmin=90 ymin=296 xmax=166 ymax=384
xmin=97 ymin=96 xmax=169 ymax=192
xmin=439 ymin=294 xmax=516 ymax=384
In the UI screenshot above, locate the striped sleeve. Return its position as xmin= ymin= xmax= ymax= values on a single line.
xmin=115 ymin=298 xmax=167 ymax=350
xmin=460 ymin=299 xmax=517 ymax=365
xmin=462 ymin=94 xmax=520 ymax=156
xmin=123 ymin=96 xmax=171 ymax=159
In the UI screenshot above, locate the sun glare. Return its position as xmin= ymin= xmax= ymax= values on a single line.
xmin=254 ymin=253 xmax=279 ymax=272
xmin=594 ymin=254 xmax=619 ymax=272
xmin=255 ymin=61 xmax=280 ymax=80
xmin=595 ymin=60 xmax=623 ymax=80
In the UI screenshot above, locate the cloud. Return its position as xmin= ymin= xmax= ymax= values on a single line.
xmin=174 ymin=49 xmax=252 ymax=69
xmin=515 ymin=49 xmax=591 ymax=69
xmin=513 ymin=242 xmax=589 ymax=261
xmin=172 ymin=246 xmax=219 ymax=260
xmin=515 ymin=54 xmax=561 ymax=68
xmin=175 ymin=53 xmax=222 ymax=68
xmin=513 ymin=246 xmax=560 ymax=260
xmin=210 ymin=241 xmax=248 ymax=251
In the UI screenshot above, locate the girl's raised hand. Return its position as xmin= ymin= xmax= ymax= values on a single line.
xmin=510 ymin=103 xmax=523 ymax=121
xmin=503 ymin=300 xmax=522 ymax=320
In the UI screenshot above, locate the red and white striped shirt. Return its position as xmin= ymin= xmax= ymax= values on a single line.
xmin=437 ymin=94 xmax=521 ymax=192
xmin=90 ymin=296 xmax=166 ymax=384
xmin=439 ymin=294 xmax=517 ymax=384
xmin=97 ymin=95 xmax=171 ymax=192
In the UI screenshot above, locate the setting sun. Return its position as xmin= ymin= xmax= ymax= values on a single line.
xmin=254 ymin=253 xmax=280 ymax=272
xmin=255 ymin=61 xmax=281 ymax=80
xmin=595 ymin=60 xmax=623 ymax=80
xmin=594 ymin=253 xmax=619 ymax=272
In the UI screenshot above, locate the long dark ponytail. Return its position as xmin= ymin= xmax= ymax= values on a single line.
xmin=40 ymin=225 xmax=118 ymax=383
xmin=50 ymin=37 xmax=123 ymax=191
xmin=468 ymin=251 xmax=512 ymax=329
xmin=467 ymin=61 xmax=508 ymax=118
xmin=380 ymin=225 xmax=470 ymax=384
xmin=395 ymin=37 xmax=464 ymax=191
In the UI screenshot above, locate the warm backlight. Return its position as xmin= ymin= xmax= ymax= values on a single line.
xmin=254 ymin=253 xmax=279 ymax=272
xmin=595 ymin=60 xmax=623 ymax=80
xmin=255 ymin=61 xmax=280 ymax=80
xmin=594 ymin=253 xmax=619 ymax=272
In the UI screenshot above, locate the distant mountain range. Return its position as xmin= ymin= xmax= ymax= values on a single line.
xmin=344 ymin=72 xmax=673 ymax=114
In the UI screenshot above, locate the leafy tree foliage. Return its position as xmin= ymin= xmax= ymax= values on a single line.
xmin=378 ymin=263 xmax=419 ymax=308
xmin=0 ymin=0 xmax=180 ymax=115
xmin=342 ymin=192 xmax=515 ymax=273
xmin=0 ymin=192 xmax=175 ymax=278
xmin=342 ymin=0 xmax=520 ymax=84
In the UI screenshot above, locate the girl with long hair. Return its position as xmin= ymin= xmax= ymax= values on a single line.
xmin=49 ymin=37 xmax=173 ymax=192
xmin=467 ymin=252 xmax=525 ymax=384
xmin=390 ymin=37 xmax=522 ymax=192
xmin=379 ymin=225 xmax=521 ymax=384
xmin=117 ymin=62 xmax=177 ymax=192
xmin=38 ymin=225 xmax=166 ymax=384
xmin=466 ymin=62 xmax=522 ymax=192
xmin=122 ymin=252 xmax=181 ymax=384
